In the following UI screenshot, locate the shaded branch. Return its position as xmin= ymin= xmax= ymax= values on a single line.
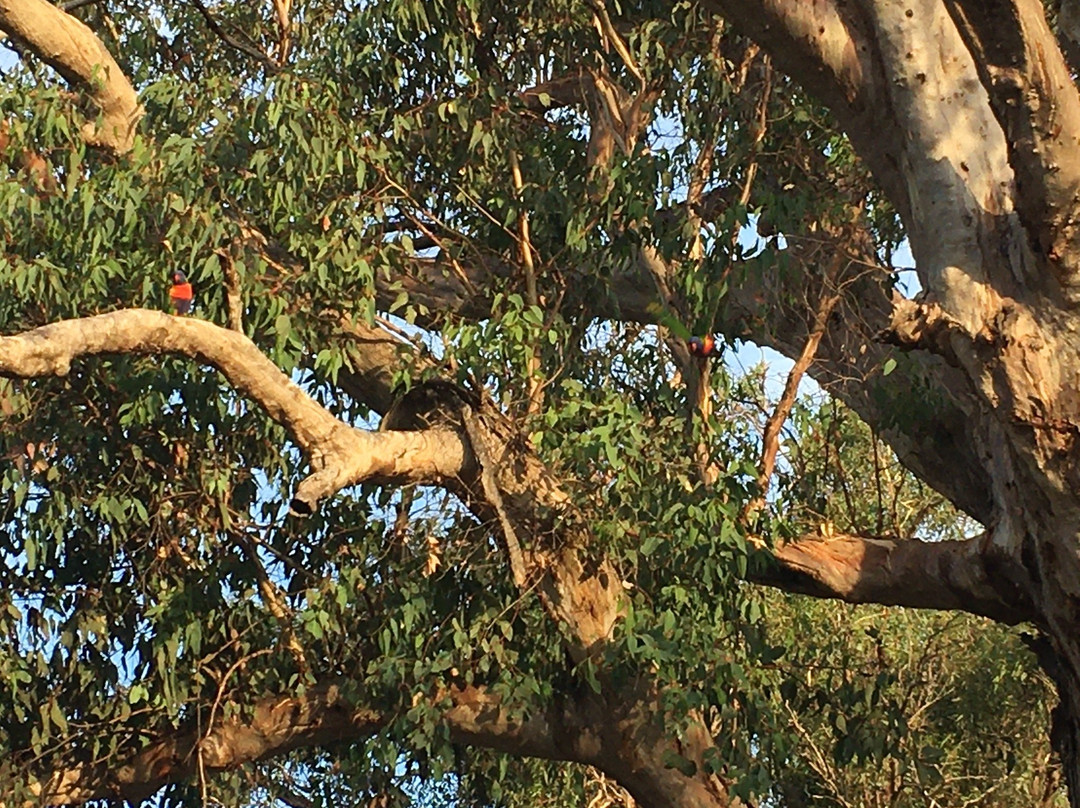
xmin=519 ymin=70 xmax=589 ymax=112
xmin=14 ymin=681 xmax=573 ymax=807
xmin=0 ymin=310 xmax=467 ymax=513
xmin=717 ymin=234 xmax=996 ymax=526
xmin=216 ymin=248 xmax=245 ymax=333
xmin=189 ymin=0 xmax=277 ymax=70
xmin=0 ymin=0 xmax=142 ymax=153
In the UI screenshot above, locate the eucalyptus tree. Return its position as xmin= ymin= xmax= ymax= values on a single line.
xmin=0 ymin=0 xmax=1078 ymax=807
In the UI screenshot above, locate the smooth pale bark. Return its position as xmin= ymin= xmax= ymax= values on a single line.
xmin=0 ymin=0 xmax=142 ymax=152
xmin=0 ymin=310 xmax=469 ymax=512
xmin=708 ymin=1 xmax=1080 ymax=804
xmin=8 ymin=0 xmax=1080 ymax=805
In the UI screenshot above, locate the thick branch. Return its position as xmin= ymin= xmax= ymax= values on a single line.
xmin=753 ymin=531 xmax=1037 ymax=624
xmin=0 ymin=310 xmax=467 ymax=512
xmin=16 ymin=675 xmax=733 ymax=808
xmin=16 ymin=681 xmax=570 ymax=807
xmin=366 ymin=236 xmax=996 ymax=526
xmin=718 ymin=236 xmax=996 ymax=525
xmin=0 ymin=0 xmax=142 ymax=153
xmin=519 ymin=70 xmax=588 ymax=111
xmin=943 ymin=0 xmax=1080 ymax=300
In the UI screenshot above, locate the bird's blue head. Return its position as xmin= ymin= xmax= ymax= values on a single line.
xmin=172 ymin=271 xmax=188 ymax=284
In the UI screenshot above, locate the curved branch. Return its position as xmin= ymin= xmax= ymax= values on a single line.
xmin=13 ymin=681 xmax=571 ymax=807
xmin=716 ymin=233 xmax=996 ymax=525
xmin=753 ymin=530 xmax=1037 ymax=625
xmin=14 ymin=676 xmax=731 ymax=808
xmin=0 ymin=310 xmax=467 ymax=512
xmin=0 ymin=0 xmax=143 ymax=153
xmin=364 ymin=237 xmax=996 ymax=525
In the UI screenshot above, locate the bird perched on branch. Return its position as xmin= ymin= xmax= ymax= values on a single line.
xmin=169 ymin=270 xmax=193 ymax=315
xmin=688 ymin=335 xmax=720 ymax=357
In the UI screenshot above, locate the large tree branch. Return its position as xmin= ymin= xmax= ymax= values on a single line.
xmin=753 ymin=530 xmax=1037 ymax=625
xmin=13 ymin=681 xmax=575 ymax=806
xmin=0 ymin=310 xmax=467 ymax=513
xmin=710 ymin=0 xmax=1035 ymax=336
xmin=719 ymin=243 xmax=996 ymax=525
xmin=0 ymin=315 xmax=721 ymax=804
xmin=0 ymin=0 xmax=142 ymax=153
xmin=362 ymin=232 xmax=997 ymax=526
xmin=15 ymin=676 xmax=731 ymax=808
xmin=942 ymin=0 xmax=1080 ymax=301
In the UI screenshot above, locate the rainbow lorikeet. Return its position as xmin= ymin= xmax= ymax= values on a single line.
xmin=688 ymin=335 xmax=720 ymax=357
xmin=170 ymin=270 xmax=193 ymax=315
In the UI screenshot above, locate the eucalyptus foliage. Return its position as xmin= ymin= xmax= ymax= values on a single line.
xmin=0 ymin=1 xmax=1058 ymax=806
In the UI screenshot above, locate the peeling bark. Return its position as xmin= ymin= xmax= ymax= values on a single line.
xmin=754 ymin=530 xmax=1035 ymax=624
xmin=712 ymin=1 xmax=1080 ymax=805
xmin=11 ymin=0 xmax=1080 ymax=803
xmin=944 ymin=0 xmax=1080 ymax=301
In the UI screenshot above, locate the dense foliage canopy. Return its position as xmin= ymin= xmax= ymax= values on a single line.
xmin=0 ymin=0 xmax=1073 ymax=806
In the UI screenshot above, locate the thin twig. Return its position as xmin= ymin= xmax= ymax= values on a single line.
xmin=190 ymin=0 xmax=276 ymax=70
xmin=203 ymin=648 xmax=274 ymax=737
xmin=510 ymin=150 xmax=543 ymax=416
xmin=741 ymin=281 xmax=840 ymax=524
xmin=197 ymin=645 xmax=274 ymax=803
xmin=732 ymin=56 xmax=773 ymax=239
xmin=587 ymin=0 xmax=646 ymax=91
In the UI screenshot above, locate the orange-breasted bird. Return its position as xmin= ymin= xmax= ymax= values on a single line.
xmin=170 ymin=270 xmax=193 ymax=315
xmin=688 ymin=335 xmax=719 ymax=357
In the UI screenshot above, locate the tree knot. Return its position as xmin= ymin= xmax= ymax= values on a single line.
xmin=877 ymin=298 xmax=968 ymax=366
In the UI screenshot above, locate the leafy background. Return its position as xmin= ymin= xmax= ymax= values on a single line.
xmin=0 ymin=0 xmax=1060 ymax=806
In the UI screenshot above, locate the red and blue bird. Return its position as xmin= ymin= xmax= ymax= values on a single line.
xmin=687 ymin=335 xmax=720 ymax=357
xmin=170 ymin=270 xmax=193 ymax=315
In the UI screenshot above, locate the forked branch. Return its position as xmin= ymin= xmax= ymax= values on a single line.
xmin=12 ymin=681 xmax=573 ymax=807
xmin=944 ymin=0 xmax=1080 ymax=297
xmin=0 ymin=310 xmax=467 ymax=513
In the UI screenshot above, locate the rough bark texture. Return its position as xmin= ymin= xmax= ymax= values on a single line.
xmin=705 ymin=1 xmax=1080 ymax=804
xmin=15 ymin=679 xmax=733 ymax=808
xmin=0 ymin=310 xmax=729 ymax=807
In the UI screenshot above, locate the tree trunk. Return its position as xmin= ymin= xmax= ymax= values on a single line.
xmin=702 ymin=1 xmax=1080 ymax=804
xmin=581 ymin=688 xmax=735 ymax=808
xmin=1046 ymin=651 xmax=1080 ymax=806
